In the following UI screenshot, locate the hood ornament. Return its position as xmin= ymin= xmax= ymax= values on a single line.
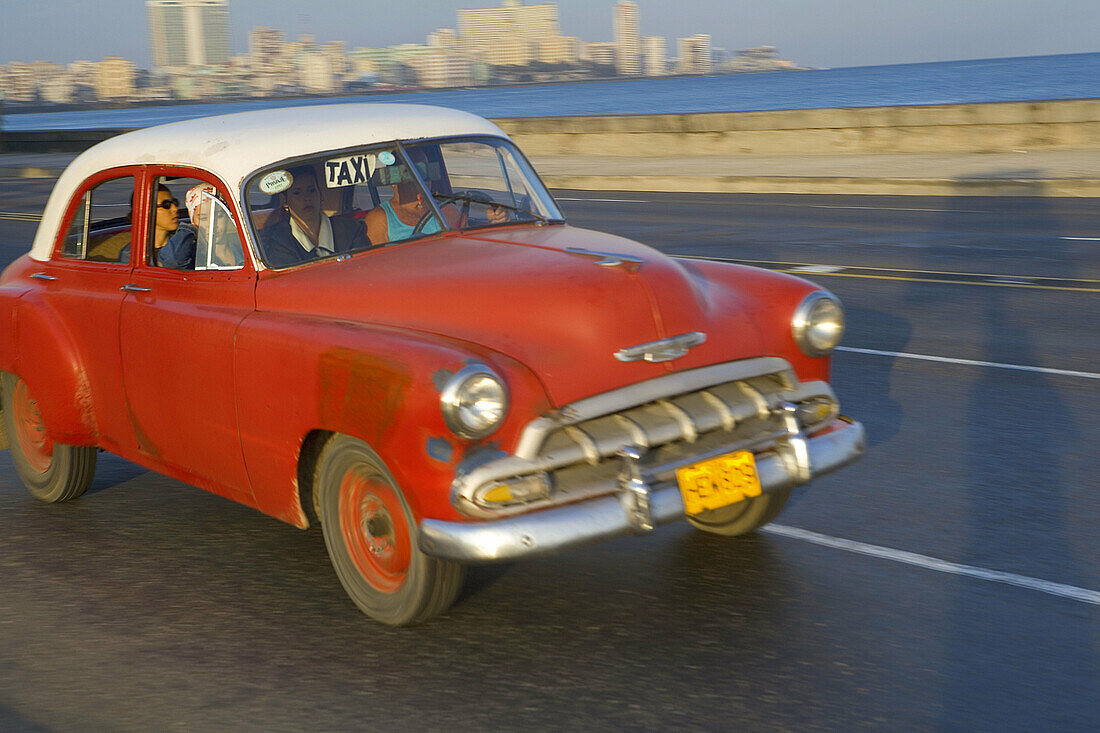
xmin=615 ymin=332 xmax=707 ymax=363
xmin=565 ymin=247 xmax=643 ymax=271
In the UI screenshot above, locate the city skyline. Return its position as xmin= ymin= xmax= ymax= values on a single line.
xmin=2 ymin=0 xmax=1097 ymax=69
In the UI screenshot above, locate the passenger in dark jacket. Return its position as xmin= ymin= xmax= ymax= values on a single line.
xmin=261 ymin=166 xmax=370 ymax=268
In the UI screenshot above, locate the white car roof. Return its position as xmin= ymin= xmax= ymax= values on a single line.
xmin=30 ymin=103 xmax=510 ymax=262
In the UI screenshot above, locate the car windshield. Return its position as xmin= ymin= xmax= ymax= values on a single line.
xmin=245 ymin=136 xmax=564 ymax=269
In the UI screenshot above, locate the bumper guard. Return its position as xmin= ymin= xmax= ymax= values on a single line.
xmin=418 ymin=414 xmax=865 ymax=563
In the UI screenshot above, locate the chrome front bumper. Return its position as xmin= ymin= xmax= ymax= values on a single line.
xmin=418 ymin=416 xmax=865 ymax=563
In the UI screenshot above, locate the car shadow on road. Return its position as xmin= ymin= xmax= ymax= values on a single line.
xmin=839 ymin=302 xmax=910 ymax=447
xmin=84 ymin=451 xmax=150 ymax=496
xmin=924 ymin=180 xmax=1097 ymax=729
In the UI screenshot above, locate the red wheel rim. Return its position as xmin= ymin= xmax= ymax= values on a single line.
xmin=338 ymin=467 xmax=411 ymax=593
xmin=11 ymin=379 xmax=53 ymax=473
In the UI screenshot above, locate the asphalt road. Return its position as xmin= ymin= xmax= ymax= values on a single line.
xmin=1 ymin=185 xmax=1098 ymax=731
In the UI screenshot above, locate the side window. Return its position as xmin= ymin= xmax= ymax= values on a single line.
xmin=148 ymin=176 xmax=245 ymax=271
xmin=192 ymin=194 xmax=245 ymax=270
xmin=61 ymin=176 xmax=135 ymax=262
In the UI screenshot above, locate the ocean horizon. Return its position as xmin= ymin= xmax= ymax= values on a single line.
xmin=4 ymin=51 xmax=1099 ymax=132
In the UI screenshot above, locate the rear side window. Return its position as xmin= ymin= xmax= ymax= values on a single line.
xmin=147 ymin=175 xmax=245 ymax=271
xmin=61 ymin=176 xmax=136 ymax=263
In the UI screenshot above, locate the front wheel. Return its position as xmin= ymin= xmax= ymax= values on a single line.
xmin=686 ymin=488 xmax=791 ymax=537
xmin=1 ymin=372 xmax=96 ymax=503
xmin=316 ymin=435 xmax=465 ymax=625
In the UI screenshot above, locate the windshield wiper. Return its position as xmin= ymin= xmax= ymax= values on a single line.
xmin=432 ymin=192 xmax=550 ymax=226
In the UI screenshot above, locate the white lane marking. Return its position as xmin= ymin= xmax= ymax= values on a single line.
xmin=789 ymin=264 xmax=845 ymax=273
xmin=675 ymin=255 xmax=1100 ymax=284
xmin=555 ymin=197 xmax=649 ymax=203
xmin=836 ymin=346 xmax=1100 ymax=380
xmin=1061 ymin=236 xmax=1100 ymax=241
xmin=763 ymin=524 xmax=1100 ymax=606
xmin=805 ymin=204 xmax=988 ymax=213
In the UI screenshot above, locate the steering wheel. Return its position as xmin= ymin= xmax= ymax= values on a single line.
xmin=411 ymin=209 xmax=438 ymax=237
xmin=452 ymin=189 xmax=501 ymax=228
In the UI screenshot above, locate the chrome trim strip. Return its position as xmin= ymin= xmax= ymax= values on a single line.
xmin=420 ymin=418 xmax=866 ymax=563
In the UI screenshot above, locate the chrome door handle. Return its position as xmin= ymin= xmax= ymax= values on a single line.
xmin=120 ymin=283 xmax=152 ymax=293
xmin=30 ymin=272 xmax=57 ymax=281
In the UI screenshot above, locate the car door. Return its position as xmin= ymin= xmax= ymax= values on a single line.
xmin=34 ymin=167 xmax=141 ymax=452
xmin=118 ymin=168 xmax=257 ymax=503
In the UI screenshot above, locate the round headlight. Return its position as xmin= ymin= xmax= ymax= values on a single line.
xmin=440 ymin=364 xmax=508 ymax=439
xmin=792 ymin=292 xmax=845 ymax=357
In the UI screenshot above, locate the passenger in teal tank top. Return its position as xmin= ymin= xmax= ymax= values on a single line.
xmin=365 ymin=180 xmax=442 ymax=246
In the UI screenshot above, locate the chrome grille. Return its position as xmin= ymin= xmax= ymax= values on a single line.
xmin=453 ymin=357 xmax=837 ymax=518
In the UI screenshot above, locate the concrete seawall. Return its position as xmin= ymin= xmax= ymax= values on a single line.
xmin=3 ymin=98 xmax=1099 ymax=196
xmin=495 ymin=99 xmax=1100 ymax=156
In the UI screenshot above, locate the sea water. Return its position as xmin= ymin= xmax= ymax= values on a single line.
xmin=4 ymin=52 xmax=1099 ymax=131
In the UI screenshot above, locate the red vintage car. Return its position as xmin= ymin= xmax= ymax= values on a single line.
xmin=0 ymin=104 xmax=864 ymax=625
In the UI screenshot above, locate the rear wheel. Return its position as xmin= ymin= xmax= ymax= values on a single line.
xmin=687 ymin=488 xmax=791 ymax=537
xmin=316 ymin=435 xmax=465 ymax=625
xmin=1 ymin=372 xmax=96 ymax=503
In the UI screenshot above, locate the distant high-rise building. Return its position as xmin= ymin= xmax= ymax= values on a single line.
xmin=248 ymin=26 xmax=286 ymax=73
xmin=642 ymin=36 xmax=666 ymax=76
xmin=427 ymin=28 xmax=458 ymax=49
xmin=409 ymin=50 xmax=473 ymax=88
xmin=538 ymin=35 xmax=580 ymax=65
xmin=613 ymin=1 xmax=640 ymax=75
xmin=580 ymin=42 xmax=618 ymax=68
xmin=677 ymin=34 xmax=712 ymax=74
xmin=457 ymin=2 xmax=562 ymax=66
xmin=147 ymin=0 xmax=231 ymax=67
xmin=94 ymin=57 xmax=136 ymax=99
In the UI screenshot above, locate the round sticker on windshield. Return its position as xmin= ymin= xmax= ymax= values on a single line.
xmin=260 ymin=170 xmax=292 ymax=195
xmin=378 ymin=152 xmax=396 ymax=166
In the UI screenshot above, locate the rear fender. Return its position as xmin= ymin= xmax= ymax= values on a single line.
xmin=8 ymin=290 xmax=97 ymax=445
xmin=0 ymin=281 xmax=27 ymax=449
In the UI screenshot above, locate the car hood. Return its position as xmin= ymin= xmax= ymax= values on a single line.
xmin=256 ymin=224 xmax=769 ymax=406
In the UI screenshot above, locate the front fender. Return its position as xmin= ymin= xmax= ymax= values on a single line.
xmin=682 ymin=259 xmax=834 ymax=384
xmin=234 ymin=312 xmax=550 ymax=528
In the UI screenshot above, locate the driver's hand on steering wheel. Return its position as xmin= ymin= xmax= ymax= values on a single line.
xmin=486 ymin=206 xmax=508 ymax=224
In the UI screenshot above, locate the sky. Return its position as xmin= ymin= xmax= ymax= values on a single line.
xmin=1 ymin=0 xmax=1097 ymax=69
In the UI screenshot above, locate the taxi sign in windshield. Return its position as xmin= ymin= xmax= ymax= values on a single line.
xmin=324 ymin=153 xmax=379 ymax=188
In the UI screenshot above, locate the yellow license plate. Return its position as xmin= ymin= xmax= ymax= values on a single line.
xmin=676 ymin=450 xmax=762 ymax=516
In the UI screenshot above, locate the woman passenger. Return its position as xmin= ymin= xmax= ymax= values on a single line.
xmin=261 ymin=165 xmax=369 ymax=268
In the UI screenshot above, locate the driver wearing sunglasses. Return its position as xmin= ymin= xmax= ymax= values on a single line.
xmin=119 ymin=184 xmax=197 ymax=269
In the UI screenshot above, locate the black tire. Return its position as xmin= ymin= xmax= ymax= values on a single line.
xmin=1 ymin=372 xmax=96 ymax=503
xmin=315 ymin=434 xmax=465 ymax=626
xmin=686 ymin=488 xmax=791 ymax=537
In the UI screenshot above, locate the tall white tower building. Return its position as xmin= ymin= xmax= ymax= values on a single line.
xmin=613 ymin=1 xmax=641 ymax=75
xmin=147 ymin=0 xmax=231 ymax=67
xmin=643 ymin=36 xmax=667 ymax=76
